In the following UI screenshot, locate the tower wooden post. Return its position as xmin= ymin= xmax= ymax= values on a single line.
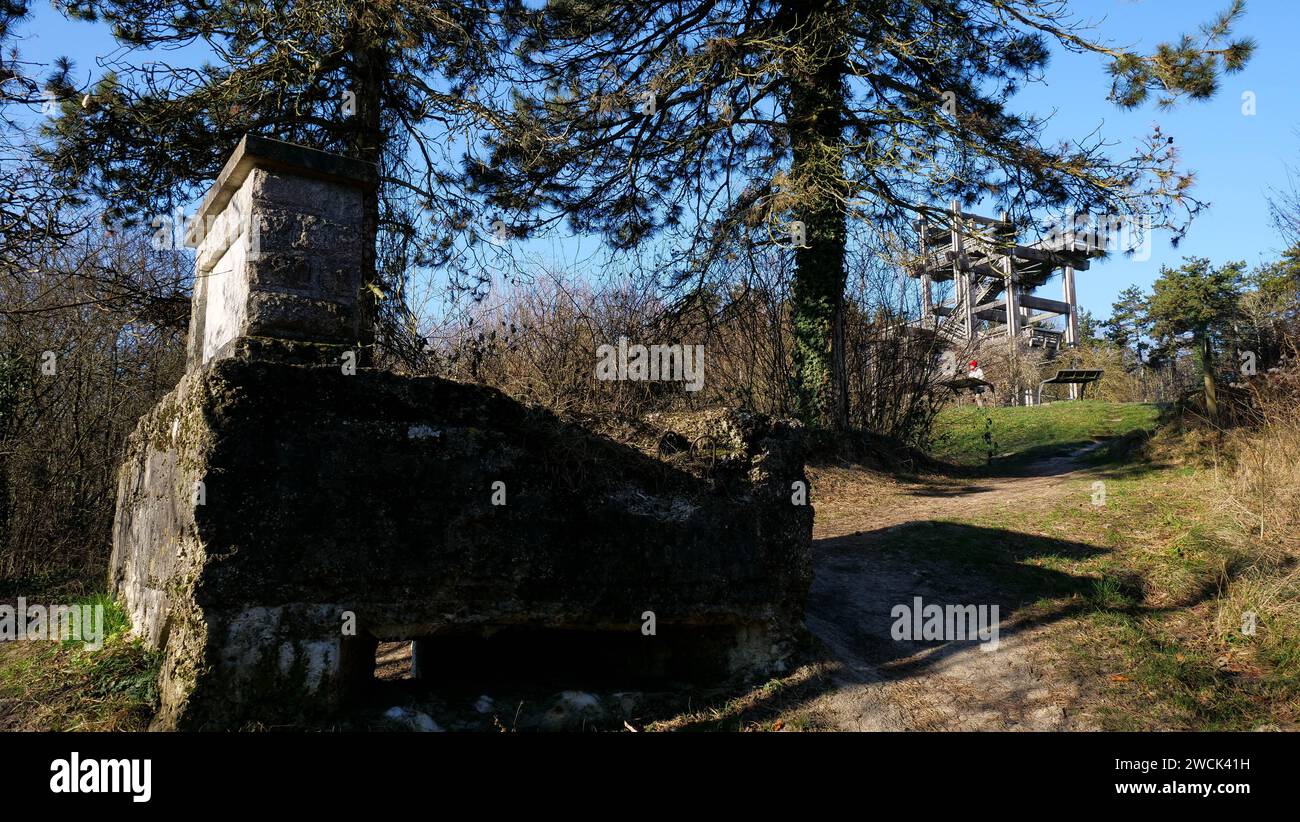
xmin=1063 ymin=263 xmax=1080 ymax=398
xmin=951 ymin=199 xmax=972 ymax=341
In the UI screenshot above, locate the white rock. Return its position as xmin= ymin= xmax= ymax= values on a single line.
xmin=383 ymin=706 xmax=443 ymax=732
xmin=540 ymin=691 xmax=605 ymax=731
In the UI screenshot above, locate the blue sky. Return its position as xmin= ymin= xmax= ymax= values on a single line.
xmin=1008 ymin=0 xmax=1299 ymax=316
xmin=12 ymin=0 xmax=1299 ymax=321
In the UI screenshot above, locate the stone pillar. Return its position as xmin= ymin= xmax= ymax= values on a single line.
xmin=183 ymin=135 xmax=377 ymax=370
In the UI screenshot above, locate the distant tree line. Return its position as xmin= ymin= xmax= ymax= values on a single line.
xmin=1072 ymin=250 xmax=1299 ymax=417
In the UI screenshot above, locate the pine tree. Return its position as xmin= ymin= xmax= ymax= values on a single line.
xmin=1076 ymin=309 xmax=1102 ymax=346
xmin=1 ymin=1 xmax=87 ymax=279
xmin=1105 ymin=285 xmax=1151 ymax=366
xmin=1236 ymin=249 xmax=1300 ymax=368
xmin=1147 ymin=257 xmax=1245 ymax=419
xmin=472 ymin=0 xmax=1253 ymax=427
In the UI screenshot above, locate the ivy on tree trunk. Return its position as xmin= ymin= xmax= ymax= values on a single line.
xmin=783 ymin=0 xmax=849 ymax=430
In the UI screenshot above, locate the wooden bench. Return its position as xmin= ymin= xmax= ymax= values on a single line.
xmin=1036 ymin=369 xmax=1103 ymax=404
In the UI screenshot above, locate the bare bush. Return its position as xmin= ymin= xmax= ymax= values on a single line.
xmin=0 ymin=230 xmax=186 ymax=588
xmin=1221 ymin=349 xmax=1300 ymax=547
xmin=423 ymin=250 xmax=948 ymax=447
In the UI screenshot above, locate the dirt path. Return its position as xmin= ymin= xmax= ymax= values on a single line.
xmin=801 ymin=449 xmax=1104 ymax=731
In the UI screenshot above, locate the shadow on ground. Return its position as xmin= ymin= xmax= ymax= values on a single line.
xmin=333 ymin=438 xmax=1197 ymax=732
xmin=807 ymin=522 xmax=1104 ymax=673
xmin=316 ymin=507 xmax=1244 ymax=732
xmin=344 ymin=521 xmax=1114 ymax=731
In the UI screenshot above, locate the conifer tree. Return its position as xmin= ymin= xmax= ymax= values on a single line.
xmin=1148 ymin=256 xmax=1245 ymax=419
xmin=473 ymin=0 xmax=1253 ymax=426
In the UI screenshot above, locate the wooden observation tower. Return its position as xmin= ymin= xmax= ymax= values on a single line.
xmin=909 ymin=200 xmax=1107 ymax=401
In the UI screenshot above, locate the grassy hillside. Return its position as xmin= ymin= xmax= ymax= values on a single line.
xmin=929 ymin=400 xmax=1163 ymax=466
xmin=963 ymin=442 xmax=1300 ymax=730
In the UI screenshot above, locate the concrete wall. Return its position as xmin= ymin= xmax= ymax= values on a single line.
xmin=111 ymin=360 xmax=813 ymax=728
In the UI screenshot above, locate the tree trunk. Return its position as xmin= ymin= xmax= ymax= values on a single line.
xmin=347 ymin=17 xmax=387 ymax=367
xmin=781 ymin=0 xmax=849 ymax=430
xmin=1199 ymin=331 xmax=1218 ymax=420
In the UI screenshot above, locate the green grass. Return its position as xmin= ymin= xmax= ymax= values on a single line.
xmin=0 ymin=593 xmax=159 ymax=731
xmin=960 ymin=457 xmax=1299 ymax=730
xmin=77 ymin=593 xmax=131 ymax=638
xmin=1079 ymin=610 xmax=1260 ymax=731
xmin=928 ymin=400 xmax=1162 ymax=466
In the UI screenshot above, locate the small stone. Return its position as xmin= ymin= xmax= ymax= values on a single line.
xmin=611 ymin=691 xmax=641 ymax=715
xmin=383 ymin=706 xmax=443 ymax=732
xmin=540 ymin=691 xmax=605 ymax=732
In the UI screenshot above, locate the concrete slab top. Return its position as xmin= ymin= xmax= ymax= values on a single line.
xmin=184 ymin=134 xmax=378 ymax=247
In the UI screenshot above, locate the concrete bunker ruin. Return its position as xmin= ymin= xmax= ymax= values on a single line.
xmin=109 ymin=136 xmax=813 ymax=729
